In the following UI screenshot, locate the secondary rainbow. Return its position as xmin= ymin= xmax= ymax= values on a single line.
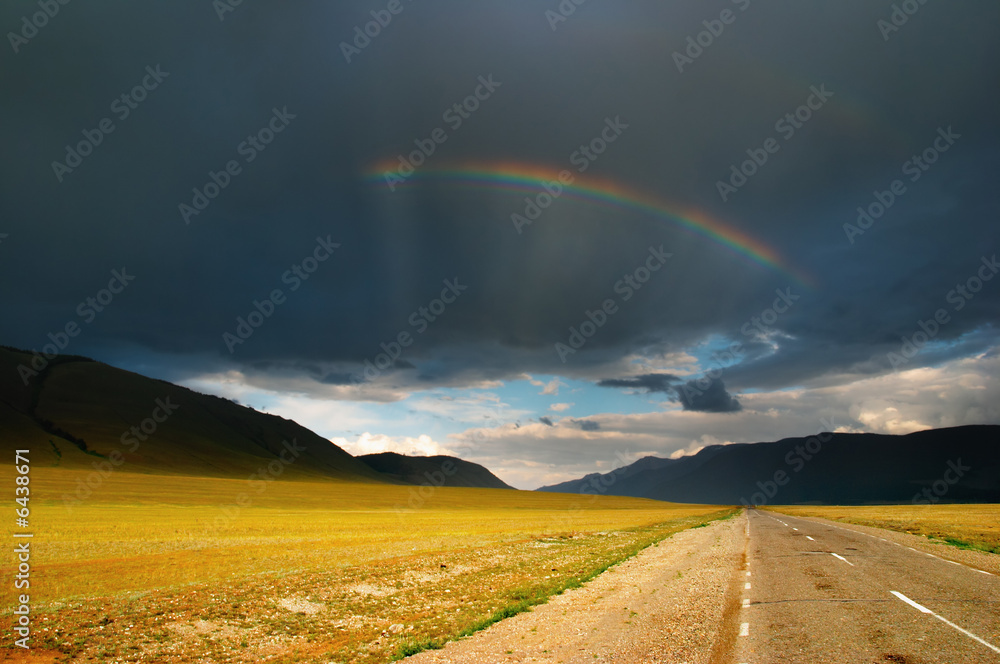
xmin=366 ymin=160 xmax=815 ymax=287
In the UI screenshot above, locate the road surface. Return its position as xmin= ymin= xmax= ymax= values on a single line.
xmin=735 ymin=509 xmax=999 ymax=663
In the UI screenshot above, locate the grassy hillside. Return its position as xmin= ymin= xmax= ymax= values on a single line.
xmin=359 ymin=452 xmax=514 ymax=489
xmin=0 ymin=346 xmax=388 ymax=482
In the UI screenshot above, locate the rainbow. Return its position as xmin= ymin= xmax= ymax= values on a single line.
xmin=365 ymin=160 xmax=815 ymax=288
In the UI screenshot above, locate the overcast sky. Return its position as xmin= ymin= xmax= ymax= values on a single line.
xmin=2 ymin=1 xmax=998 ymax=488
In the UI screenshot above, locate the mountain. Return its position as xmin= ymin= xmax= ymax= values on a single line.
xmin=0 ymin=345 xmax=390 ymax=482
xmin=538 ymin=426 xmax=1000 ymax=505
xmin=359 ymin=452 xmax=514 ymax=489
xmin=537 ymin=446 xmax=728 ymax=497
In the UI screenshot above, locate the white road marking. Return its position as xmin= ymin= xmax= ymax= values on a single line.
xmin=891 ymin=591 xmax=1000 ymax=655
xmin=831 ymin=553 xmax=854 ymax=567
xmin=792 ymin=528 xmax=798 ymax=531
xmin=892 ymin=591 xmax=932 ymax=613
xmin=742 ymin=598 xmax=750 ymax=608
xmin=746 ymin=571 xmax=751 ymax=577
xmin=975 ymin=569 xmax=992 ymax=575
xmin=739 ymin=622 xmax=749 ymax=637
xmin=947 ymin=560 xmax=961 ymax=566
xmin=745 ymin=582 xmax=751 ymax=590
xmin=806 ymin=536 xmax=815 ymax=541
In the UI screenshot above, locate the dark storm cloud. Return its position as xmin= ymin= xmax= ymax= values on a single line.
xmin=596 ymin=373 xmax=680 ymax=393
xmin=596 ymin=372 xmax=742 ymax=413
xmin=317 ymin=372 xmax=357 ymax=386
xmin=676 ymin=378 xmax=742 ymax=413
xmin=1 ymin=1 xmax=998 ymax=396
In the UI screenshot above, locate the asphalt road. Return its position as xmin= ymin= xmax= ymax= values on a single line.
xmin=730 ymin=509 xmax=1000 ymax=663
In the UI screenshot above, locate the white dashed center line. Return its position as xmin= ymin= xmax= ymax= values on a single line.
xmin=806 ymin=536 xmax=815 ymax=541
xmin=739 ymin=622 xmax=749 ymax=637
xmin=831 ymin=553 xmax=854 ymax=567
xmin=891 ymin=591 xmax=1000 ymax=655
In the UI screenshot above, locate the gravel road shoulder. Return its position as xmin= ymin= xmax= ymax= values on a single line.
xmin=405 ymin=513 xmax=746 ymax=664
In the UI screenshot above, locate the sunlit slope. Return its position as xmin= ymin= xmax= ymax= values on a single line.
xmin=0 ymin=346 xmax=390 ymax=482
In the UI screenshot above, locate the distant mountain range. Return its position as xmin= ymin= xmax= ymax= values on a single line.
xmin=537 ymin=426 xmax=1000 ymax=505
xmin=0 ymin=346 xmax=504 ymax=489
xmin=4 ymin=346 xmax=998 ymax=504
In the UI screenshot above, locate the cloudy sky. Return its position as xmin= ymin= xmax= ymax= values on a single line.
xmin=2 ymin=1 xmax=998 ymax=489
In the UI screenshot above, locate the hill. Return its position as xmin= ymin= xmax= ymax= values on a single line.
xmin=538 ymin=426 xmax=1000 ymax=505
xmin=0 ymin=345 xmax=390 ymax=482
xmin=359 ymin=451 xmax=514 ymax=489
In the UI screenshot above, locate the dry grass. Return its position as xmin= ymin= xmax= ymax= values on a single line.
xmin=766 ymin=504 xmax=1000 ymax=554
xmin=1 ymin=468 xmax=735 ymax=663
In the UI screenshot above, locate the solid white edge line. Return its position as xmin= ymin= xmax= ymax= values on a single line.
xmin=739 ymin=622 xmax=749 ymax=637
xmin=891 ymin=591 xmax=1000 ymax=655
xmin=831 ymin=553 xmax=854 ymax=566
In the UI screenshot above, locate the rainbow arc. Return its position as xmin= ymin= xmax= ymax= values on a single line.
xmin=366 ymin=160 xmax=815 ymax=288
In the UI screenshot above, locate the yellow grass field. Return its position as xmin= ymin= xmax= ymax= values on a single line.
xmin=1 ymin=468 xmax=735 ymax=663
xmin=766 ymin=504 xmax=1000 ymax=554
